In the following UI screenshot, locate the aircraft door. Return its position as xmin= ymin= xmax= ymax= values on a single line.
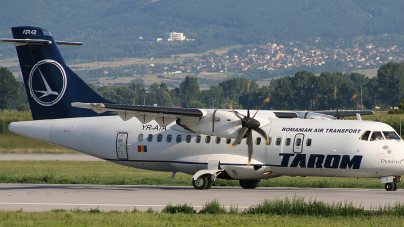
xmin=293 ymin=133 xmax=304 ymax=153
xmin=116 ymin=132 xmax=128 ymax=159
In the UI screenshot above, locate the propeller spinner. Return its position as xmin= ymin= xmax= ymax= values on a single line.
xmin=229 ymin=81 xmax=270 ymax=166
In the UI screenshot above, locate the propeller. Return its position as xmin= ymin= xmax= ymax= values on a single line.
xmin=229 ymin=81 xmax=270 ymax=166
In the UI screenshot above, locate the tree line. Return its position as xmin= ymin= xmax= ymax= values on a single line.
xmin=1 ymin=62 xmax=404 ymax=111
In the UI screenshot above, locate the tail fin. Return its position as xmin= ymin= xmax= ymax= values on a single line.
xmin=7 ymin=26 xmax=112 ymax=120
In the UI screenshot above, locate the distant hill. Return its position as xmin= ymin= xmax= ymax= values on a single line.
xmin=1 ymin=0 xmax=404 ymax=62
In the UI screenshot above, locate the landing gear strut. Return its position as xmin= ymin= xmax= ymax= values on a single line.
xmin=239 ymin=180 xmax=260 ymax=189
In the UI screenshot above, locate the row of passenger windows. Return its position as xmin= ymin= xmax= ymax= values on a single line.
xmin=138 ymin=134 xmax=312 ymax=146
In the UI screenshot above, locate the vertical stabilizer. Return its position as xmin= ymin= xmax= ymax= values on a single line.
xmin=9 ymin=26 xmax=112 ymax=120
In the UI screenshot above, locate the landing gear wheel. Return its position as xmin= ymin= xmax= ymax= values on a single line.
xmin=239 ymin=180 xmax=260 ymax=189
xmin=193 ymin=175 xmax=209 ymax=190
xmin=385 ymin=182 xmax=397 ymax=191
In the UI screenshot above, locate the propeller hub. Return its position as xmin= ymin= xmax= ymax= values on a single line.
xmin=243 ymin=117 xmax=260 ymax=129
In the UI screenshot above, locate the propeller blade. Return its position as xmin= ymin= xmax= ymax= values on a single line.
xmin=253 ymin=97 xmax=270 ymax=118
xmin=342 ymin=94 xmax=358 ymax=119
xmin=247 ymin=81 xmax=251 ymax=118
xmin=254 ymin=127 xmax=270 ymax=145
xmin=230 ymin=127 xmax=248 ymax=148
xmin=229 ymin=103 xmax=244 ymax=122
xmin=334 ymin=85 xmax=339 ymax=119
xmin=247 ymin=130 xmax=253 ymax=166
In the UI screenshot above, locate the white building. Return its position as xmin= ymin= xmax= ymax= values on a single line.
xmin=165 ymin=32 xmax=186 ymax=41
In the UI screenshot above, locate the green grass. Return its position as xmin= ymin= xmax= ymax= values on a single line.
xmin=2 ymin=197 xmax=404 ymax=226
xmin=0 ymin=160 xmax=389 ymax=189
xmin=3 ymin=211 xmax=403 ymax=227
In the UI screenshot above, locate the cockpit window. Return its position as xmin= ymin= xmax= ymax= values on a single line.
xmin=360 ymin=131 xmax=371 ymax=141
xmin=370 ymin=131 xmax=384 ymax=141
xmin=383 ymin=131 xmax=401 ymax=140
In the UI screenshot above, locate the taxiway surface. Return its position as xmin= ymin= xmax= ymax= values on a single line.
xmin=0 ymin=184 xmax=402 ymax=212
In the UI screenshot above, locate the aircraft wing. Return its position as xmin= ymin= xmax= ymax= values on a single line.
xmin=72 ymin=102 xmax=206 ymax=126
xmin=315 ymin=110 xmax=374 ymax=117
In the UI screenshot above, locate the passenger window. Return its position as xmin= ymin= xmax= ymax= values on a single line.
xmin=268 ymin=137 xmax=272 ymax=145
xmin=306 ymin=139 xmax=312 ymax=146
xmin=157 ymin=134 xmax=162 ymax=142
xmin=186 ymin=135 xmax=192 ymax=143
xmin=383 ymin=131 xmax=401 ymax=140
xmin=138 ymin=134 xmax=143 ymax=142
xmin=147 ymin=134 xmax=153 ymax=142
xmin=370 ymin=131 xmax=384 ymax=141
xmin=195 ymin=135 xmax=201 ymax=143
xmin=206 ymin=136 xmax=211 ymax=143
xmin=296 ymin=138 xmax=302 ymax=146
xmin=275 ymin=137 xmax=281 ymax=146
xmin=216 ymin=137 xmax=221 ymax=144
xmin=285 ymin=138 xmax=291 ymax=146
xmin=166 ymin=134 xmax=172 ymax=142
xmin=226 ymin=138 xmax=231 ymax=144
xmin=176 ymin=135 xmax=182 ymax=143
xmin=360 ymin=131 xmax=371 ymax=141
xmin=256 ymin=137 xmax=261 ymax=145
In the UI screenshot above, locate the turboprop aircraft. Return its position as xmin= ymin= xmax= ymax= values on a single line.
xmin=2 ymin=26 xmax=404 ymax=191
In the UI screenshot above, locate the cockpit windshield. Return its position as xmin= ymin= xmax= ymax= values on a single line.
xmin=370 ymin=131 xmax=384 ymax=141
xmin=360 ymin=130 xmax=401 ymax=141
xmin=383 ymin=131 xmax=401 ymax=140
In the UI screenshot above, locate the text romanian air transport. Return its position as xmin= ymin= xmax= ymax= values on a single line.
xmin=1 ymin=26 xmax=403 ymax=191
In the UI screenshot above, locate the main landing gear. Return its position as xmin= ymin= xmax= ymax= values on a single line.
xmin=239 ymin=180 xmax=260 ymax=189
xmin=192 ymin=175 xmax=261 ymax=190
xmin=385 ymin=182 xmax=398 ymax=191
xmin=382 ymin=176 xmax=401 ymax=191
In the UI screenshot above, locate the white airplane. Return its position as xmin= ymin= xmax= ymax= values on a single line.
xmin=2 ymin=26 xmax=403 ymax=191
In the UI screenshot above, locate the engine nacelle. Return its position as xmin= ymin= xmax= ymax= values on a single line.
xmin=178 ymin=109 xmax=241 ymax=138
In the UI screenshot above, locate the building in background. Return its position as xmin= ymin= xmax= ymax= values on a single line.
xmin=165 ymin=32 xmax=186 ymax=41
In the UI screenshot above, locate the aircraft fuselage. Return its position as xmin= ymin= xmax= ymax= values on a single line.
xmin=9 ymin=113 xmax=404 ymax=181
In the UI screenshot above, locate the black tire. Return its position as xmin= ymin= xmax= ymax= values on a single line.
xmin=393 ymin=182 xmax=398 ymax=191
xmin=193 ymin=175 xmax=209 ymax=190
xmin=239 ymin=180 xmax=260 ymax=189
xmin=385 ymin=182 xmax=395 ymax=191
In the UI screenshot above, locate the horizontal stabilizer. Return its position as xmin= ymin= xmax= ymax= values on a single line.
xmin=0 ymin=38 xmax=51 ymax=46
xmin=0 ymin=39 xmax=82 ymax=46
xmin=55 ymin=41 xmax=83 ymax=46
